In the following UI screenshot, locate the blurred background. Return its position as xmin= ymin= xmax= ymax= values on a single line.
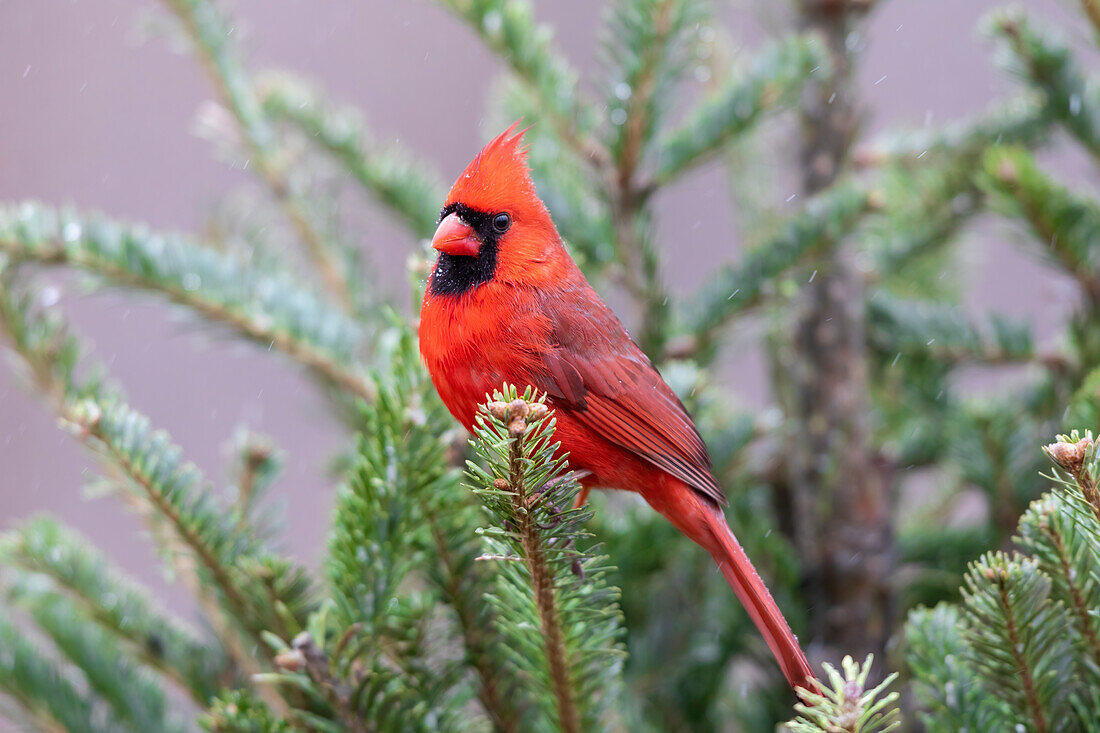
xmin=0 ymin=0 xmax=1086 ymax=632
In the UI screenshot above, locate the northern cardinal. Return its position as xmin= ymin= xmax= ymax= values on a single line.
xmin=418 ymin=124 xmax=814 ymax=692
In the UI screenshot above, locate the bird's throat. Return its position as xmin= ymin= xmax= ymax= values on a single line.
xmin=428 ymin=250 xmax=498 ymax=296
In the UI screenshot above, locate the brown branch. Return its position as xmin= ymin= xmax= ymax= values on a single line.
xmin=996 ymin=577 xmax=1049 ymax=733
xmin=1041 ymin=519 xmax=1100 ymax=671
xmin=1082 ymin=0 xmax=1100 ymax=37
xmin=505 ymin=406 xmax=579 ymax=733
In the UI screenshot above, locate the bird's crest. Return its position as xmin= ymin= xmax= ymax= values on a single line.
xmin=445 ymin=122 xmax=544 ymax=220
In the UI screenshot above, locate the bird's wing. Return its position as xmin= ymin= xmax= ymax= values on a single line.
xmin=527 ymin=286 xmax=726 ymax=506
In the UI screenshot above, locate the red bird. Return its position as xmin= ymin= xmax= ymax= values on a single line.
xmin=419 ymin=124 xmax=814 ymax=693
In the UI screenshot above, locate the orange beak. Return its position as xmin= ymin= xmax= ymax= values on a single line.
xmin=431 ymin=212 xmax=481 ymax=257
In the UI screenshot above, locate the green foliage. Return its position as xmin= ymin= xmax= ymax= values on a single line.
xmin=258 ymin=72 xmax=448 ymax=239
xmin=906 ymin=434 xmax=1100 ymax=731
xmin=204 ymin=690 xmax=294 ymax=733
xmin=785 ymin=655 xmax=900 ymax=733
xmin=0 ymin=517 xmax=228 ymax=704
xmin=467 ymin=387 xmax=626 ymax=732
xmin=0 ymin=614 xmax=113 ymax=733
xmin=867 ymin=293 xmax=1033 ymax=365
xmin=682 ymin=180 xmax=869 ymax=360
xmin=982 ymin=145 xmax=1100 ymax=277
xmin=437 ymin=0 xmax=598 ymax=157
xmin=5 ymin=581 xmax=186 ymax=733
xmin=602 ymin=0 xmax=711 ymax=172
xmin=905 ymin=604 xmax=991 ymax=733
xmin=654 ymin=34 xmax=826 ymax=184
xmin=0 ymin=201 xmax=371 ymax=401
xmin=989 ymin=9 xmax=1100 ymax=160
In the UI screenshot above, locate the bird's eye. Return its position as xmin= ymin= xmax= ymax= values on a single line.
xmin=492 ymin=213 xmax=511 ymax=233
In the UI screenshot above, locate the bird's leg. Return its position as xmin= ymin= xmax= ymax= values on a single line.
xmin=572 ymin=486 xmax=591 ymax=511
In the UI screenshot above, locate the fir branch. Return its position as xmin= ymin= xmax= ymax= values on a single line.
xmin=680 ymin=180 xmax=870 ymax=360
xmin=1017 ymin=492 xmax=1100 ymax=676
xmin=428 ymin=515 xmax=521 ymax=733
xmin=325 ymin=361 xmax=443 ymax=633
xmin=0 ymin=517 xmax=228 ymax=705
xmin=226 ymin=428 xmax=282 ymax=536
xmin=905 ymin=604 xmax=994 ymax=733
xmin=499 ymin=104 xmax=614 ymax=271
xmin=1045 ymin=432 xmax=1100 ymax=524
xmin=0 ymin=202 xmax=374 ymax=402
xmin=600 ymin=0 xmax=710 ymax=354
xmin=257 ymin=72 xmax=448 ymax=239
xmin=857 ymin=95 xmax=1046 ymax=166
xmin=982 ymin=146 xmax=1100 ymax=302
xmin=962 ymin=552 xmax=1073 ymax=732
xmin=59 ymin=400 xmax=317 ymax=659
xmin=159 ymin=0 xmax=356 ymax=311
xmin=63 ymin=398 xmax=281 ymax=640
xmin=604 ymin=0 xmax=708 ymax=188
xmin=785 ymin=655 xmax=900 ymax=733
xmin=504 ymin=404 xmax=578 ymax=733
xmin=861 ymin=97 xmax=1047 ymax=277
xmin=989 ymin=9 xmax=1100 ymax=162
xmin=0 ymin=614 xmax=111 ymax=733
xmin=436 ymin=0 xmax=605 ymax=166
xmin=867 ymin=293 xmax=1038 ymax=367
xmin=1 ymin=271 xmax=312 ymax=657
xmin=204 ymin=689 xmax=293 ymax=733
xmin=652 ymin=34 xmax=825 ymax=185
xmin=0 ymin=257 xmax=107 ymax=406
xmin=1082 ymin=0 xmax=1100 ymax=38
xmin=468 ymin=389 xmax=625 ymax=733
xmin=5 ymin=581 xmax=186 ymax=733
xmin=323 ymin=341 xmax=472 ymax=731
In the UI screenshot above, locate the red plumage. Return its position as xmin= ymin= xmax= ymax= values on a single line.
xmin=419 ymin=124 xmax=815 ymax=692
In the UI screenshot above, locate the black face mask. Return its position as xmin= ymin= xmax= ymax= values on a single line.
xmin=429 ymin=203 xmax=511 ymax=296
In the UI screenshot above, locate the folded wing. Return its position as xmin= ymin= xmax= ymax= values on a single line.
xmin=527 ymin=287 xmax=726 ymax=506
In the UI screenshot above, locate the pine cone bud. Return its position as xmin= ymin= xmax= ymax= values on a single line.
xmin=1043 ymin=436 xmax=1092 ymax=478
xmin=488 ymin=401 xmax=509 ymax=421
xmin=527 ymin=402 xmax=549 ymax=421
xmin=493 ymin=478 xmax=509 ymax=491
xmin=274 ymin=649 xmax=306 ymax=673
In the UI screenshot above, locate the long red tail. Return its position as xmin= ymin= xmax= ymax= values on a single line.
xmin=702 ymin=509 xmax=815 ymax=692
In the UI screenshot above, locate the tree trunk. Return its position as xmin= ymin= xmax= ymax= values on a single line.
xmin=783 ymin=0 xmax=894 ymax=671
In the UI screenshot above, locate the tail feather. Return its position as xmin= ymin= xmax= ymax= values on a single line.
xmin=703 ymin=510 xmax=815 ymax=692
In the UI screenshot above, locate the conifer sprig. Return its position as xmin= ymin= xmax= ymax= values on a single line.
xmin=0 ymin=202 xmax=373 ymax=402
xmin=4 ymin=581 xmax=187 ymax=733
xmin=682 ymin=180 xmax=870 ymax=360
xmin=257 ymin=73 xmax=448 ymax=240
xmin=653 ymin=34 xmax=826 ymax=185
xmin=785 ymin=655 xmax=900 ymax=733
xmin=0 ymin=615 xmax=113 ymax=733
xmin=906 ymin=432 xmax=1100 ymax=730
xmin=467 ymin=387 xmax=625 ymax=733
xmin=603 ymin=0 xmax=710 ymax=187
xmin=436 ymin=0 xmax=603 ymax=166
xmin=905 ymin=605 xmax=993 ymax=733
xmin=982 ymin=146 xmax=1100 ymax=296
xmin=0 ymin=517 xmax=229 ymax=705
xmin=990 ymin=10 xmax=1100 ymax=162
xmin=159 ymin=0 xmax=357 ymax=311
xmin=867 ymin=294 xmax=1035 ymax=367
